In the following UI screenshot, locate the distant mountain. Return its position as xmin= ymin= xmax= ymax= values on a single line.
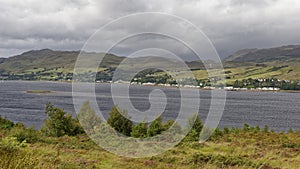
xmin=225 ymin=45 xmax=300 ymax=63
xmin=0 ymin=49 xmax=125 ymax=73
xmin=1 ymin=46 xmax=300 ymax=83
xmin=222 ymin=45 xmax=300 ymax=83
xmin=0 ymin=58 xmax=6 ymax=64
xmin=0 ymin=49 xmax=207 ymax=74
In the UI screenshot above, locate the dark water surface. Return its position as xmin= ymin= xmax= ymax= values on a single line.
xmin=0 ymin=81 xmax=299 ymax=131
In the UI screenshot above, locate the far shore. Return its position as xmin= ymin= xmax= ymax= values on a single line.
xmin=2 ymin=80 xmax=300 ymax=93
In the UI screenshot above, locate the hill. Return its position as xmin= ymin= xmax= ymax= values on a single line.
xmin=222 ymin=45 xmax=300 ymax=83
xmin=0 ymin=49 xmax=124 ymax=73
xmin=0 ymin=49 xmax=206 ymax=81
xmin=0 ymin=46 xmax=300 ymax=85
xmin=225 ymin=45 xmax=300 ymax=63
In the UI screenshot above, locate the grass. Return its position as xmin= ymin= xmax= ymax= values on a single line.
xmin=156 ymin=65 xmax=297 ymax=85
xmin=176 ymin=63 xmax=300 ymax=85
xmin=26 ymin=90 xmax=52 ymax=94
xmin=0 ymin=126 xmax=299 ymax=169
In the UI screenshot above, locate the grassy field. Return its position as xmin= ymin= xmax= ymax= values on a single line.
xmin=170 ymin=62 xmax=300 ymax=85
xmin=0 ymin=123 xmax=299 ymax=169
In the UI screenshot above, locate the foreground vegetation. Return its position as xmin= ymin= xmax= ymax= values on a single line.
xmin=0 ymin=104 xmax=299 ymax=169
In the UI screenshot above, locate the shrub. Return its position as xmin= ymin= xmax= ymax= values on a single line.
xmin=0 ymin=116 xmax=14 ymax=130
xmin=131 ymin=122 xmax=148 ymax=138
xmin=254 ymin=125 xmax=260 ymax=133
xmin=243 ymin=123 xmax=249 ymax=131
xmin=281 ymin=142 xmax=300 ymax=148
xmin=183 ymin=129 xmax=199 ymax=142
xmin=168 ymin=121 xmax=182 ymax=134
xmin=41 ymin=102 xmax=84 ymax=137
xmin=223 ymin=127 xmax=230 ymax=134
xmin=162 ymin=119 xmax=174 ymax=131
xmin=210 ymin=128 xmax=223 ymax=140
xmin=107 ymin=106 xmax=133 ymax=136
xmin=12 ymin=127 xmax=40 ymax=143
xmin=186 ymin=113 xmax=203 ymax=133
xmin=0 ymin=137 xmax=39 ymax=169
xmin=263 ymin=125 xmax=269 ymax=132
xmin=0 ymin=137 xmax=27 ymax=151
xmin=147 ymin=116 xmax=163 ymax=137
xmin=76 ymin=101 xmax=102 ymax=135
xmin=184 ymin=113 xmax=203 ymax=141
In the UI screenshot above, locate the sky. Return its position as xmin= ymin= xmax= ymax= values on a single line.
xmin=1 ymin=0 xmax=300 ymax=59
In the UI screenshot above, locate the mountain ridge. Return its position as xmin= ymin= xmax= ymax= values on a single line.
xmin=225 ymin=45 xmax=300 ymax=63
xmin=0 ymin=45 xmax=300 ymax=82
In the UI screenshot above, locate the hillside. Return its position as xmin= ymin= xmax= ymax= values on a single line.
xmin=0 ymin=46 xmax=300 ymax=84
xmin=222 ymin=45 xmax=300 ymax=83
xmin=0 ymin=49 xmax=124 ymax=73
xmin=0 ymin=49 xmax=205 ymax=74
xmin=225 ymin=45 xmax=300 ymax=63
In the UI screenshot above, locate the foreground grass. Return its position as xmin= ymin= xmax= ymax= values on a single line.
xmin=1 ymin=129 xmax=299 ymax=169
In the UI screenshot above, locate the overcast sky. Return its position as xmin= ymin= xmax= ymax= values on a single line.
xmin=1 ymin=0 xmax=300 ymax=59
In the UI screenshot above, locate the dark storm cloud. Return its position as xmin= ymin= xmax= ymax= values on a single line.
xmin=1 ymin=0 xmax=300 ymax=59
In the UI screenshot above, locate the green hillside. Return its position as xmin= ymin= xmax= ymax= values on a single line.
xmin=0 ymin=49 xmax=124 ymax=73
xmin=222 ymin=45 xmax=300 ymax=84
xmin=0 ymin=46 xmax=299 ymax=84
xmin=224 ymin=45 xmax=300 ymax=63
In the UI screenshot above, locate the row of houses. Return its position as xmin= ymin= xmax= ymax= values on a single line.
xmin=208 ymin=86 xmax=280 ymax=91
xmin=98 ymin=80 xmax=281 ymax=91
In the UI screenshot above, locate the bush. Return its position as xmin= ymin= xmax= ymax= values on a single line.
xmin=41 ymin=102 xmax=84 ymax=137
xmin=162 ymin=119 xmax=174 ymax=131
xmin=0 ymin=116 xmax=14 ymax=130
xmin=147 ymin=117 xmax=163 ymax=137
xmin=0 ymin=137 xmax=27 ymax=151
xmin=107 ymin=106 xmax=133 ymax=136
xmin=0 ymin=137 xmax=39 ymax=169
xmin=223 ymin=127 xmax=230 ymax=134
xmin=210 ymin=128 xmax=223 ymax=140
xmin=184 ymin=114 xmax=203 ymax=141
xmin=243 ymin=123 xmax=249 ymax=131
xmin=12 ymin=127 xmax=40 ymax=143
xmin=76 ymin=101 xmax=102 ymax=135
xmin=183 ymin=129 xmax=199 ymax=142
xmin=263 ymin=125 xmax=269 ymax=132
xmin=131 ymin=118 xmax=182 ymax=138
xmin=131 ymin=122 xmax=148 ymax=138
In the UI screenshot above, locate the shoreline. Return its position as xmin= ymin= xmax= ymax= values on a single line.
xmin=2 ymin=79 xmax=300 ymax=93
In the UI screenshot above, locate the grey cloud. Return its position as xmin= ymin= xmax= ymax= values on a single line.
xmin=0 ymin=0 xmax=300 ymax=59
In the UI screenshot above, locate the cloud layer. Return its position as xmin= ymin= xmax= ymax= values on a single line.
xmin=1 ymin=0 xmax=300 ymax=59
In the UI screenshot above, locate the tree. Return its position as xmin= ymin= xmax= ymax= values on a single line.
xmin=184 ymin=113 xmax=203 ymax=141
xmin=41 ymin=102 xmax=84 ymax=137
xmin=0 ymin=116 xmax=15 ymax=129
xmin=147 ymin=116 xmax=163 ymax=137
xmin=76 ymin=101 xmax=102 ymax=135
xmin=107 ymin=106 xmax=133 ymax=136
xmin=186 ymin=113 xmax=203 ymax=133
xmin=131 ymin=122 xmax=148 ymax=138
